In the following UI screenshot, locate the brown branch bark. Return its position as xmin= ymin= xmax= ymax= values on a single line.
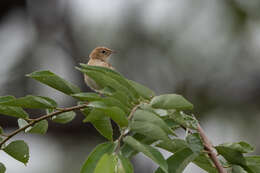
xmin=0 ymin=104 xmax=88 ymax=147
xmin=127 ymin=103 xmax=142 ymax=121
xmin=197 ymin=124 xmax=227 ymax=173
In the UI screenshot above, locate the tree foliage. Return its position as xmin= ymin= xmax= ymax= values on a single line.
xmin=0 ymin=65 xmax=259 ymax=173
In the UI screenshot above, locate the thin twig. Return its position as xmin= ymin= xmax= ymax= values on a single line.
xmin=115 ymin=103 xmax=142 ymax=154
xmin=0 ymin=104 xmax=88 ymax=147
xmin=55 ymin=107 xmax=65 ymax=111
xmin=127 ymin=103 xmax=142 ymax=121
xmin=197 ymin=124 xmax=227 ymax=173
xmin=0 ymin=134 xmax=8 ymax=137
xmin=114 ymin=130 xmax=127 ymax=154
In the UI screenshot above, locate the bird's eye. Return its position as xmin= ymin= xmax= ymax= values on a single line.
xmin=101 ymin=50 xmax=106 ymax=54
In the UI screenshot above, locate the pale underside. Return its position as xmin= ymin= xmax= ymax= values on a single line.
xmin=84 ymin=58 xmax=114 ymax=90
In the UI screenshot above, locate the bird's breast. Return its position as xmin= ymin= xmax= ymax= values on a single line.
xmin=87 ymin=59 xmax=111 ymax=68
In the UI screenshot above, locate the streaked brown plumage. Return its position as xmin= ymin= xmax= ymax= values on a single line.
xmin=84 ymin=46 xmax=115 ymax=91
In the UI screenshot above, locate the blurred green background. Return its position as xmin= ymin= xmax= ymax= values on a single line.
xmin=0 ymin=0 xmax=260 ymax=172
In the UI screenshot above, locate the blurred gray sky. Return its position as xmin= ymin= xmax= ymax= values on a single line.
xmin=0 ymin=0 xmax=260 ymax=172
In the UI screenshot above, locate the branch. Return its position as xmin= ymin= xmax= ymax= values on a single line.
xmin=0 ymin=104 xmax=88 ymax=147
xmin=114 ymin=130 xmax=127 ymax=154
xmin=197 ymin=124 xmax=227 ymax=173
xmin=127 ymin=103 xmax=142 ymax=121
xmin=115 ymin=103 xmax=142 ymax=154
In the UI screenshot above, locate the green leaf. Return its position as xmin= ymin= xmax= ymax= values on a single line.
xmin=215 ymin=146 xmax=246 ymax=166
xmin=218 ymin=141 xmax=254 ymax=153
xmin=153 ymin=109 xmax=168 ymax=117
xmin=156 ymin=139 xmax=188 ymax=154
xmin=186 ymin=133 xmax=203 ymax=154
xmin=18 ymin=119 xmax=48 ymax=134
xmin=232 ymin=165 xmax=247 ymax=173
xmin=123 ymin=136 xmax=168 ymax=173
xmin=80 ymin=63 xmax=122 ymax=76
xmin=76 ymin=67 xmax=137 ymax=102
xmin=0 ymin=163 xmax=6 ymax=173
xmin=99 ymin=87 xmax=116 ymax=95
xmin=0 ymin=105 xmax=29 ymax=119
xmin=88 ymin=102 xmax=128 ymax=128
xmin=0 ymin=126 xmax=3 ymax=134
xmin=80 ymin=142 xmax=115 ymax=173
xmin=88 ymin=97 xmax=130 ymax=114
xmin=81 ymin=107 xmax=92 ymax=117
xmin=28 ymin=120 xmax=48 ymax=134
xmin=17 ymin=118 xmax=31 ymax=132
xmin=169 ymin=111 xmax=198 ymax=129
xmin=150 ymin=94 xmax=193 ymax=110
xmin=94 ymin=153 xmax=116 ymax=173
xmin=245 ymin=156 xmax=260 ymax=173
xmin=0 ymin=95 xmax=57 ymax=109
xmin=130 ymin=121 xmax=170 ymax=141
xmin=121 ymin=144 xmax=137 ymax=159
xmin=163 ymin=118 xmax=180 ymax=130
xmin=109 ymin=91 xmax=132 ymax=108
xmin=46 ymin=108 xmax=54 ymax=114
xmin=155 ymin=148 xmax=197 ymax=173
xmin=71 ymin=92 xmax=101 ymax=101
xmin=121 ymin=134 xmax=157 ymax=158
xmin=127 ymin=80 xmax=155 ymax=100
xmin=116 ymin=154 xmax=134 ymax=173
xmin=156 ymin=138 xmax=218 ymax=173
xmin=27 ymin=70 xmax=80 ymax=95
xmin=79 ymin=64 xmax=139 ymax=99
xmin=3 ymin=140 xmax=29 ymax=164
xmin=140 ymin=104 xmax=169 ymax=118
xmin=216 ymin=142 xmax=256 ymax=171
xmin=83 ymin=109 xmax=113 ymax=141
xmin=100 ymin=97 xmax=130 ymax=114
xmin=0 ymin=96 xmax=15 ymax=102
xmin=52 ymin=111 xmax=76 ymax=124
xmin=133 ymin=109 xmax=176 ymax=136
xmin=193 ymin=154 xmax=218 ymax=173
xmin=0 ymin=96 xmax=28 ymax=118
xmin=88 ymin=101 xmax=107 ymax=108
xmin=103 ymin=107 xmax=128 ymax=128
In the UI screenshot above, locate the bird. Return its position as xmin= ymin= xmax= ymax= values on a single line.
xmin=84 ymin=46 xmax=116 ymax=91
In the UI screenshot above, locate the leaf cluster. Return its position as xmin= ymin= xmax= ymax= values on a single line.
xmin=0 ymin=65 xmax=259 ymax=173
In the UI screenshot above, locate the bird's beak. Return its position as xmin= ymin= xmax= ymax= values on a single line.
xmin=111 ymin=50 xmax=117 ymax=54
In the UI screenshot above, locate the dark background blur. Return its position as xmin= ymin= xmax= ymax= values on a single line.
xmin=0 ymin=0 xmax=260 ymax=172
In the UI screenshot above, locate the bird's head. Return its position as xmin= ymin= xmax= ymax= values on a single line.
xmin=89 ymin=47 xmax=115 ymax=61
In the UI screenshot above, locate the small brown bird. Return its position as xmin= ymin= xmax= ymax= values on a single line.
xmin=84 ymin=46 xmax=116 ymax=91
